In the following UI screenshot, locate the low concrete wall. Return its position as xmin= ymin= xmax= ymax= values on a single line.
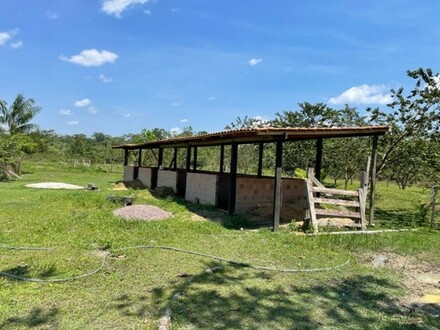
xmin=235 ymin=176 xmax=307 ymax=220
xmin=185 ymin=172 xmax=218 ymax=205
xmin=138 ymin=167 xmax=153 ymax=188
xmin=123 ymin=166 xmax=135 ymax=181
xmin=157 ymin=170 xmax=177 ymax=192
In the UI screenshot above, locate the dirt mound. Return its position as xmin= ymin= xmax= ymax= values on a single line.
xmin=113 ymin=205 xmax=172 ymax=221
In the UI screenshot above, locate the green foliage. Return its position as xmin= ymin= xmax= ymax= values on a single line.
xmin=0 ymin=93 xmax=41 ymax=135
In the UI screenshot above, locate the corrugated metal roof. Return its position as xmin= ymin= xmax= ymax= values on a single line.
xmin=114 ymin=125 xmax=390 ymax=149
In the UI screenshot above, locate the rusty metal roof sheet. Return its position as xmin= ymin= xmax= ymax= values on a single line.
xmin=113 ymin=125 xmax=390 ymax=149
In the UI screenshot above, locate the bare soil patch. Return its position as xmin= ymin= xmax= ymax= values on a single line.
xmin=25 ymin=182 xmax=84 ymax=190
xmin=113 ymin=204 xmax=172 ymax=221
xmin=367 ymin=252 xmax=440 ymax=317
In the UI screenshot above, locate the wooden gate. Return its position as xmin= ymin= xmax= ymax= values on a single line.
xmin=306 ymin=168 xmax=368 ymax=234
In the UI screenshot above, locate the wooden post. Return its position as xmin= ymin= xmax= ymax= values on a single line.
xmin=173 ymin=147 xmax=177 ymax=170
xmin=306 ymin=168 xmax=318 ymax=235
xmin=158 ymin=148 xmax=163 ymax=169
xmin=431 ymin=186 xmax=438 ymax=229
xmin=315 ymin=138 xmax=323 ymax=182
xmin=124 ymin=149 xmax=128 ymax=166
xmin=359 ymin=171 xmax=368 ymax=231
xmin=137 ymin=148 xmax=142 ymax=167
xmin=369 ymin=135 xmax=378 ymax=225
xmin=219 ymin=144 xmax=225 ymax=173
xmin=273 ymin=141 xmax=283 ymax=231
xmin=186 ymin=146 xmax=191 ymax=171
xmin=193 ymin=146 xmax=198 ymax=171
xmin=258 ymin=142 xmax=264 ymax=177
xmin=228 ymin=142 xmax=238 ymax=215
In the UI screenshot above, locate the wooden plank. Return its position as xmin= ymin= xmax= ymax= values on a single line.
xmin=315 ymin=138 xmax=323 ymax=181
xmin=257 ymin=142 xmax=264 ymax=177
xmin=313 ymin=197 xmax=360 ymax=207
xmin=315 ymin=208 xmax=361 ymax=218
xmin=273 ymin=167 xmax=282 ymax=232
xmin=358 ymin=188 xmax=366 ymax=230
xmin=306 ymin=170 xmax=318 ymax=234
xmin=219 ymin=144 xmax=224 ymax=173
xmin=369 ymin=135 xmax=378 ymax=225
xmin=312 ymin=186 xmax=358 ymax=197
xmin=228 ymin=143 xmax=238 ymax=215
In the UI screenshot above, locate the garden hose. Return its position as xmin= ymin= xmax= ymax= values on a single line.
xmin=0 ymin=243 xmax=350 ymax=283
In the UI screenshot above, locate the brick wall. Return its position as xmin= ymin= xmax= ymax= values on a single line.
xmin=185 ymin=172 xmax=218 ymax=205
xmin=138 ymin=167 xmax=153 ymax=188
xmin=123 ymin=166 xmax=135 ymax=181
xmin=157 ymin=170 xmax=177 ymax=192
xmin=235 ymin=176 xmax=307 ymax=219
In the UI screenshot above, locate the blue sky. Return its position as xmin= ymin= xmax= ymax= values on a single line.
xmin=0 ymin=0 xmax=439 ymax=136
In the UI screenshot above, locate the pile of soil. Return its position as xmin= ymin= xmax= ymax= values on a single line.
xmin=113 ymin=204 xmax=172 ymax=221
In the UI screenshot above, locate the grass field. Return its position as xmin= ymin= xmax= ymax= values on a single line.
xmin=1 ymin=162 xmax=439 ymax=329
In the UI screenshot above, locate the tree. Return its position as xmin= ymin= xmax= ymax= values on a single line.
xmin=368 ymin=67 xmax=440 ymax=176
xmin=0 ymin=94 xmax=41 ymax=135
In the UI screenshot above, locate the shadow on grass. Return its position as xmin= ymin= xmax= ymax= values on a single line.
xmin=110 ymin=259 xmax=432 ymax=329
xmin=1 ymin=307 xmax=59 ymax=328
xmin=375 ymin=208 xmax=423 ymax=228
xmin=1 ymin=264 xmax=58 ymax=282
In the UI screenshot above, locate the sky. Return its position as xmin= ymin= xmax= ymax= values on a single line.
xmin=0 ymin=0 xmax=439 ymax=137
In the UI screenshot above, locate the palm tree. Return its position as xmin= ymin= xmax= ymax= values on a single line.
xmin=0 ymin=93 xmax=41 ymax=135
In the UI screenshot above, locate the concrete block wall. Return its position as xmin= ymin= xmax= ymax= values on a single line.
xmin=123 ymin=166 xmax=135 ymax=181
xmin=185 ymin=172 xmax=218 ymax=205
xmin=235 ymin=176 xmax=307 ymax=219
xmin=157 ymin=170 xmax=177 ymax=192
xmin=138 ymin=167 xmax=153 ymax=188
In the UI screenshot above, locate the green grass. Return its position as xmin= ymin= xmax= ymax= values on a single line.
xmin=1 ymin=162 xmax=439 ymax=329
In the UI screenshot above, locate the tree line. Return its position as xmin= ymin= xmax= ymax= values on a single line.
xmin=1 ymin=68 xmax=439 ymax=189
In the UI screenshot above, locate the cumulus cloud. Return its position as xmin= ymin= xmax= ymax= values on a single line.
xmin=58 ymin=109 xmax=72 ymax=116
xmin=74 ymin=98 xmax=91 ymax=107
xmin=0 ymin=29 xmax=21 ymax=48
xmin=328 ymin=84 xmax=392 ymax=105
xmin=170 ymin=127 xmax=182 ymax=135
xmin=124 ymin=113 xmax=131 ymax=118
xmin=10 ymin=41 xmax=23 ymax=49
xmin=248 ymin=58 xmax=263 ymax=66
xmin=88 ymin=106 xmax=98 ymax=114
xmin=170 ymin=101 xmax=182 ymax=107
xmin=67 ymin=120 xmax=79 ymax=125
xmin=60 ymin=49 xmax=118 ymax=67
xmin=99 ymin=74 xmax=113 ymax=83
xmin=102 ymin=0 xmax=152 ymax=18
xmin=180 ymin=118 xmax=188 ymax=123
xmin=208 ymin=96 xmax=216 ymax=101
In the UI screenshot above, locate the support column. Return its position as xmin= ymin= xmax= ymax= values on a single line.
xmin=124 ymin=149 xmax=128 ymax=166
xmin=193 ymin=146 xmax=198 ymax=171
xmin=273 ymin=141 xmax=283 ymax=231
xmin=228 ymin=142 xmax=238 ymax=215
xmin=158 ymin=148 xmax=163 ymax=169
xmin=219 ymin=144 xmax=225 ymax=173
xmin=315 ymin=138 xmax=323 ymax=182
xmin=258 ymin=142 xmax=264 ymax=177
xmin=137 ymin=149 xmax=142 ymax=167
xmin=369 ymin=135 xmax=378 ymax=225
xmin=173 ymin=147 xmax=177 ymax=170
xmin=186 ymin=146 xmax=192 ymax=171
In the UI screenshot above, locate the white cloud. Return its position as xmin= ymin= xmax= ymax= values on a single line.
xmin=144 ymin=9 xmax=151 ymax=15
xmin=60 ymin=49 xmax=118 ymax=67
xmin=67 ymin=120 xmax=79 ymax=126
xmin=180 ymin=118 xmax=188 ymax=123
xmin=58 ymin=109 xmax=72 ymax=116
xmin=0 ymin=28 xmax=20 ymax=48
xmin=88 ymin=106 xmax=98 ymax=114
xmin=248 ymin=58 xmax=263 ymax=66
xmin=74 ymin=98 xmax=91 ymax=107
xmin=10 ymin=41 xmax=23 ymax=49
xmin=170 ymin=101 xmax=182 ymax=107
xmin=170 ymin=127 xmax=182 ymax=135
xmin=208 ymin=96 xmax=216 ymax=101
xmin=328 ymin=84 xmax=392 ymax=105
xmin=46 ymin=11 xmax=59 ymax=20
xmin=102 ymin=0 xmax=152 ymax=18
xmin=124 ymin=113 xmax=131 ymax=118
xmin=99 ymin=74 xmax=113 ymax=83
